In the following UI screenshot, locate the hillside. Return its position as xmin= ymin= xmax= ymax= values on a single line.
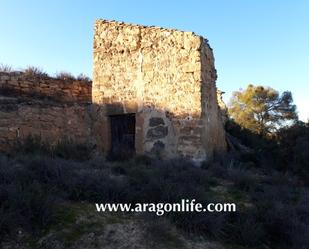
xmin=1 ymin=143 xmax=309 ymax=249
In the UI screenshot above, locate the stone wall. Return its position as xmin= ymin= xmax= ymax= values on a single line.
xmin=0 ymin=96 xmax=92 ymax=152
xmin=200 ymin=43 xmax=227 ymax=157
xmin=0 ymin=72 xmax=93 ymax=152
xmin=93 ymin=20 xmax=226 ymax=160
xmin=217 ymin=90 xmax=228 ymax=124
xmin=0 ymin=20 xmax=227 ymax=160
xmin=0 ymin=72 xmax=92 ymax=103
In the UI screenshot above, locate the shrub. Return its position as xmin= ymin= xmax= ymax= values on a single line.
xmin=0 ymin=64 xmax=12 ymax=72
xmin=76 ymin=73 xmax=91 ymax=82
xmin=66 ymin=170 xmax=129 ymax=202
xmin=13 ymin=135 xmax=51 ymax=155
xmin=53 ymin=139 xmax=92 ymax=161
xmin=223 ymin=210 xmax=266 ymax=247
xmin=133 ymin=155 xmax=153 ymax=166
xmin=0 ymin=150 xmax=308 ymax=248
xmin=226 ymin=166 xmax=258 ymax=192
xmin=143 ymin=215 xmax=184 ymax=247
xmin=56 ymin=71 xmax=76 ymax=80
xmin=13 ymin=135 xmax=92 ymax=161
xmin=106 ymin=147 xmax=135 ymax=161
xmin=111 ymin=163 xmax=128 ymax=175
xmin=170 ymin=211 xmax=228 ymax=239
xmin=23 ymin=66 xmax=48 ymax=78
xmin=0 ymin=156 xmax=58 ymax=238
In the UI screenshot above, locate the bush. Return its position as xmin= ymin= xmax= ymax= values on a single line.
xmin=0 ymin=64 xmax=12 ymax=72
xmin=23 ymin=66 xmax=48 ymax=78
xmin=223 ymin=209 xmax=266 ymax=247
xmin=53 ymin=139 xmax=92 ymax=161
xmin=13 ymin=135 xmax=92 ymax=161
xmin=66 ymin=170 xmax=129 ymax=202
xmin=122 ymin=157 xmax=211 ymax=203
xmin=76 ymin=73 xmax=91 ymax=82
xmin=277 ymin=122 xmax=309 ymax=178
xmin=0 ymin=156 xmax=58 ymax=238
xmin=13 ymin=135 xmax=50 ymax=155
xmin=0 ymin=149 xmax=308 ymax=248
xmin=227 ymin=119 xmax=309 ymax=182
xmin=226 ymin=166 xmax=258 ymax=192
xmin=143 ymin=215 xmax=184 ymax=247
xmin=56 ymin=71 xmax=76 ymax=80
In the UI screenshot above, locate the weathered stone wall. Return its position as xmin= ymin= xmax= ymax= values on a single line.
xmin=200 ymin=43 xmax=227 ymax=157
xmin=0 ymin=96 xmax=92 ymax=151
xmin=93 ymin=20 xmax=226 ymax=160
xmin=217 ymin=90 xmax=228 ymax=125
xmin=0 ymin=20 xmax=226 ymax=160
xmin=0 ymin=72 xmax=92 ymax=103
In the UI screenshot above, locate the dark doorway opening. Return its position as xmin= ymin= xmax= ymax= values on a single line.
xmin=109 ymin=114 xmax=135 ymax=160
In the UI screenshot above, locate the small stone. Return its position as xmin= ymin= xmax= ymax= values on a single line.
xmin=149 ymin=117 xmax=165 ymax=127
xmin=146 ymin=126 xmax=168 ymax=139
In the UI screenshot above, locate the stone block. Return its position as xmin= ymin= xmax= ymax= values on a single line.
xmin=146 ymin=126 xmax=168 ymax=140
xmin=149 ymin=117 xmax=165 ymax=127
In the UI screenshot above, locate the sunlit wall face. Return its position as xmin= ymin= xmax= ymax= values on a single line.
xmin=92 ymin=20 xmax=227 ymax=160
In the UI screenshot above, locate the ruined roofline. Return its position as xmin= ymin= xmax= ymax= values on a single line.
xmin=94 ymin=19 xmax=210 ymax=44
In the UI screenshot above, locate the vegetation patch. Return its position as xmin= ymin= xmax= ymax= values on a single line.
xmin=1 ymin=117 xmax=309 ymax=248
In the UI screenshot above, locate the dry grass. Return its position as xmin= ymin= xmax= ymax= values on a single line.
xmin=0 ymin=64 xmax=12 ymax=72
xmin=56 ymin=71 xmax=76 ymax=80
xmin=23 ymin=66 xmax=49 ymax=77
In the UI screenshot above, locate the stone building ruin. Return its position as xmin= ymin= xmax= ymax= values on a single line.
xmin=92 ymin=20 xmax=226 ymax=160
xmin=0 ymin=20 xmax=226 ymax=161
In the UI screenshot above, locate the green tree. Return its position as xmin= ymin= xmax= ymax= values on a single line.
xmin=228 ymin=84 xmax=298 ymax=136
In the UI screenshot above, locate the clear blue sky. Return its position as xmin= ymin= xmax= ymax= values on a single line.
xmin=1 ymin=0 xmax=308 ymax=120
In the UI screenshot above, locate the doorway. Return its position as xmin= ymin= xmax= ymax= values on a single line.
xmin=109 ymin=114 xmax=135 ymax=159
